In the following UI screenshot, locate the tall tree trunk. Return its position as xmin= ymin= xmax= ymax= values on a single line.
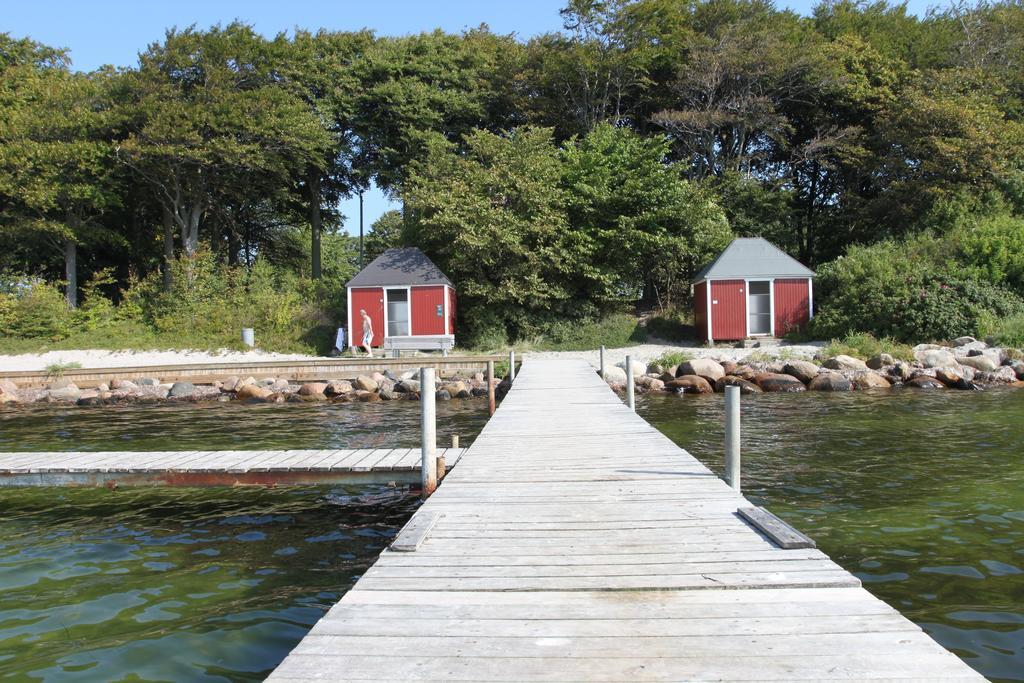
xmin=162 ymin=206 xmax=174 ymax=292
xmin=64 ymin=239 xmax=77 ymax=308
xmin=309 ymin=171 xmax=322 ymax=279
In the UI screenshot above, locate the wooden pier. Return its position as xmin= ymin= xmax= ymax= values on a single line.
xmin=0 ymin=448 xmax=465 ymax=487
xmin=269 ymin=358 xmax=983 ymax=681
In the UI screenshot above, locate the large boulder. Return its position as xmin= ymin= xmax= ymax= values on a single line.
xmin=952 ymin=336 xmax=979 ymax=347
xmin=298 ymin=382 xmax=328 ymax=396
xmin=906 ymin=376 xmax=945 ymax=389
xmin=730 ymin=364 xmax=760 ymax=381
xmin=934 ymin=366 xmax=964 ymax=386
xmin=137 ymin=377 xmax=161 ymax=387
xmin=666 ymin=375 xmax=714 ymax=394
xmin=110 ymin=379 xmax=138 ymax=391
xmin=958 ymin=355 xmax=998 ymax=372
xmin=808 ymin=373 xmax=852 ymax=391
xmin=602 ymin=366 xmax=627 ymax=384
xmin=46 ymin=385 xmax=82 ymax=402
xmin=850 ymin=371 xmax=891 ymax=390
xmin=978 ymin=366 xmax=1019 ymax=384
xmin=676 ymin=359 xmax=725 ymax=382
xmin=168 ymin=381 xmax=196 ymax=398
xmin=1010 ymin=359 xmax=1024 ymax=380
xmin=326 ymin=380 xmax=353 ymax=396
xmin=435 ymin=389 xmax=452 ymax=401
xmin=866 ymin=353 xmax=894 ymax=370
xmin=635 ymin=376 xmax=665 ymax=392
xmin=755 ymin=373 xmax=806 ymax=392
xmin=354 ymin=375 xmax=378 ymax=392
xmin=236 ymin=384 xmax=273 ymax=401
xmin=396 ymin=379 xmax=420 ymax=394
xmin=820 ymin=355 xmax=867 ymax=371
xmin=714 ymin=376 xmax=763 ymax=394
xmin=783 ymin=360 xmax=820 ymax=384
xmin=0 ymin=379 xmax=20 ymax=404
xmin=916 ymin=348 xmax=957 ymax=369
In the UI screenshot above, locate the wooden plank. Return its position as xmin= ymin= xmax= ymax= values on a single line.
xmin=739 ymin=506 xmax=817 ymax=549
xmin=390 ymin=512 xmax=441 ymax=552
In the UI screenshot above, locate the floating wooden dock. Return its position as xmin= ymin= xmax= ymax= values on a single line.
xmin=0 ymin=448 xmax=465 ymax=487
xmin=270 ymin=358 xmax=983 ymax=681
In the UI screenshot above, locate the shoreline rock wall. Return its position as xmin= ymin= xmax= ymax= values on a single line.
xmin=0 ymin=368 xmax=504 ymax=408
xmin=610 ymin=338 xmax=1024 ymax=395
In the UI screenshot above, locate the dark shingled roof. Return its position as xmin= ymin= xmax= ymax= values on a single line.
xmin=347 ymin=247 xmax=453 ymax=288
xmin=692 ymin=237 xmax=815 ymax=283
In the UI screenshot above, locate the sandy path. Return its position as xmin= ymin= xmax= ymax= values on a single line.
xmin=524 ymin=342 xmax=824 ymax=371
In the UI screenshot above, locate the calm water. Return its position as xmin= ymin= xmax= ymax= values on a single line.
xmin=0 ymin=399 xmax=491 ymax=681
xmin=0 ymin=399 xmax=489 ymax=451
xmin=639 ymin=388 xmax=1024 ymax=683
xmin=0 ymin=485 xmax=419 ymax=681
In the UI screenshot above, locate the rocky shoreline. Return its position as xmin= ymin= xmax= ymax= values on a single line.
xmin=605 ymin=337 xmax=1024 ymax=395
xmin=0 ymin=369 xmax=504 ymax=407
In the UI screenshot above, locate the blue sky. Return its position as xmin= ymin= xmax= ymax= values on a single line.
xmin=5 ymin=0 xmax=941 ymax=233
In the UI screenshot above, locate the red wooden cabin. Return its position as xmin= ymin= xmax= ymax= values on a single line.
xmin=692 ymin=238 xmax=815 ymax=344
xmin=346 ymin=248 xmax=456 ymax=352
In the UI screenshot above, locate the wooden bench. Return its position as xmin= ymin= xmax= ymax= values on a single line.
xmin=383 ymin=335 xmax=456 ymax=357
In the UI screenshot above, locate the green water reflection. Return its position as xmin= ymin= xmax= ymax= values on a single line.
xmin=0 ymin=485 xmax=419 ymax=681
xmin=638 ymin=388 xmax=1024 ymax=683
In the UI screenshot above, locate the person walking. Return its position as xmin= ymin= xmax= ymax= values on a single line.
xmin=359 ymin=309 xmax=374 ymax=358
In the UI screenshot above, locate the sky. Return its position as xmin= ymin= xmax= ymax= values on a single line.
xmin=4 ymin=0 xmax=941 ymax=233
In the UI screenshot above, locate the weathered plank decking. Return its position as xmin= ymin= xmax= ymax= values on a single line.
xmin=270 ymin=358 xmax=984 ymax=681
xmin=0 ymin=448 xmax=465 ymax=487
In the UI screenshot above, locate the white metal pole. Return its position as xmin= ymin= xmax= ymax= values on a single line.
xmin=625 ymin=354 xmax=635 ymax=411
xmin=725 ymin=385 xmax=741 ymax=491
xmin=508 ymin=350 xmax=515 ymax=381
xmin=421 ymin=367 xmax=437 ymax=497
xmin=599 ymin=345 xmax=605 ymax=379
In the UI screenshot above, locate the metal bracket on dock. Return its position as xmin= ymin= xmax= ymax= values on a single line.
xmin=389 ymin=511 xmax=441 ymax=552
xmin=737 ymin=506 xmax=816 ymax=549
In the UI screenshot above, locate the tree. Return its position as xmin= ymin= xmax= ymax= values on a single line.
xmin=116 ymin=23 xmax=331 ymax=260
xmin=405 ymin=127 xmax=575 ymax=340
xmin=561 ymin=123 xmax=731 ymax=310
xmin=0 ymin=37 xmax=121 ymax=306
xmin=363 ymin=209 xmax=404 ymax=263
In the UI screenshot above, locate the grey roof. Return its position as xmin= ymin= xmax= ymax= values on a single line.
xmin=692 ymin=238 xmax=815 ymax=283
xmin=347 ymin=247 xmax=453 ymax=288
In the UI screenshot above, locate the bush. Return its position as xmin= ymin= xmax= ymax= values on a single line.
xmin=818 ymin=333 xmax=915 ymax=361
xmin=651 ymin=350 xmax=692 ymax=368
xmin=538 ymin=313 xmax=646 ymax=351
xmin=0 ymin=280 xmax=72 ymax=340
xmin=811 ymin=237 xmax=1024 ymax=342
xmin=645 ymin=309 xmax=693 ymax=342
xmin=979 ymin=312 xmax=1024 ymax=349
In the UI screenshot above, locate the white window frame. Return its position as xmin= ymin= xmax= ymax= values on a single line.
xmin=744 ymin=278 xmax=774 ymax=337
xmin=383 ymin=286 xmax=412 ymax=338
xmin=704 ymin=280 xmax=713 ymax=344
xmin=808 ymin=277 xmax=815 ymax=319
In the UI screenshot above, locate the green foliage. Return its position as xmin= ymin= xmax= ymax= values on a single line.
xmin=536 ymin=313 xmax=646 ymax=351
xmin=812 ymin=236 xmax=1024 ymax=342
xmin=978 ymin=313 xmax=1024 ymax=349
xmin=645 ymin=309 xmax=693 ymax=342
xmin=651 ymin=350 xmax=693 ymax=369
xmin=0 ymin=280 xmax=72 ymax=340
xmin=44 ymin=360 xmax=81 ymax=378
xmin=818 ymin=333 xmax=914 ymax=362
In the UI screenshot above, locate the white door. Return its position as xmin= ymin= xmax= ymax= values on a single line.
xmin=748 ymin=281 xmax=771 ymax=335
xmin=385 ymin=288 xmax=409 ymax=337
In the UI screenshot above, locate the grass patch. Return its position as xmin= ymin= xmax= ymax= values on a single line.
xmin=818 ymin=333 xmax=915 ymax=361
xmin=470 ymin=313 xmax=646 ymax=353
xmin=650 ymin=350 xmax=692 ymax=369
xmin=980 ymin=312 xmax=1024 ymax=350
xmin=43 ymin=361 xmax=82 ymax=378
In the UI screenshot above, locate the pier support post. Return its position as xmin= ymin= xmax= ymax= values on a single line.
xmin=599 ymin=345 xmax=605 ymax=379
xmin=421 ymin=367 xmax=437 ymax=497
xmin=487 ymin=360 xmax=495 ymax=416
xmin=508 ymin=350 xmax=516 ymax=381
xmin=452 ymin=434 xmax=460 ymax=449
xmin=625 ymin=354 xmax=635 ymax=411
xmin=725 ymin=385 xmax=741 ymax=491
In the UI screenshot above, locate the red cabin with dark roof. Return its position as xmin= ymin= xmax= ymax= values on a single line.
xmin=346 ymin=248 xmax=456 ymax=351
